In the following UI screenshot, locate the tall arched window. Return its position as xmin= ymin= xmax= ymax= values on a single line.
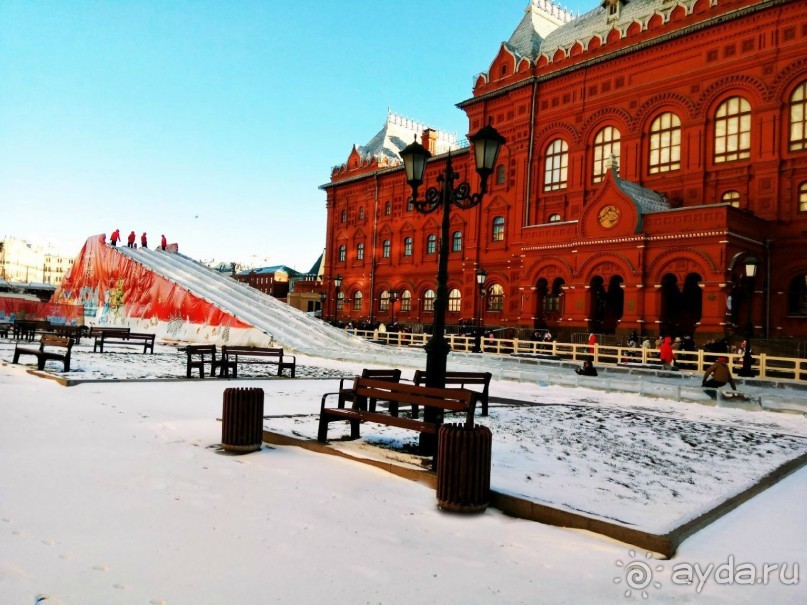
xmin=649 ymin=112 xmax=681 ymax=174
xmin=487 ymin=284 xmax=504 ymax=312
xmin=404 ymin=237 xmax=413 ymax=256
xmin=448 ymin=288 xmax=462 ymax=312
xmin=400 ymin=289 xmax=411 ymax=312
xmin=722 ymin=191 xmax=741 ymax=208
xmin=358 ymin=206 xmax=365 ymax=220
xmin=800 ymin=182 xmax=807 ymax=212
xmin=384 ymin=200 xmax=392 ymax=215
xmin=341 ymin=210 xmax=347 ymax=223
xmin=544 ymin=139 xmax=569 ymax=191
xmin=495 ymin=164 xmax=506 ymax=185
xmin=427 ymin=234 xmax=437 ymax=254
xmin=356 ymin=242 xmax=364 ymax=260
xmin=593 ymin=126 xmax=620 ymax=183
xmin=379 ymin=290 xmax=390 ymax=311
xmin=352 ymin=291 xmax=363 ymax=310
xmin=382 ymin=239 xmax=391 ymax=258
xmin=790 ymin=81 xmax=807 ymax=152
xmin=492 ymin=216 xmax=505 ymax=242
xmin=423 ymin=289 xmax=436 ymax=312
xmin=714 ymin=96 xmax=751 ymax=163
xmin=336 ymin=291 xmax=344 ymax=311
xmin=452 ymin=231 xmax=463 ymax=252
xmin=338 ymin=245 xmax=346 ymax=262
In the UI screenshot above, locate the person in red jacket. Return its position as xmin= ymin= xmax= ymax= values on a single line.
xmin=141 ymin=232 xmax=148 ymax=248
xmin=127 ymin=231 xmax=136 ymax=248
xmin=587 ymin=333 xmax=597 ymax=355
xmin=110 ymin=229 xmax=120 ymax=247
xmin=659 ymin=336 xmax=676 ymax=370
xmin=160 ymin=234 xmax=167 ymax=251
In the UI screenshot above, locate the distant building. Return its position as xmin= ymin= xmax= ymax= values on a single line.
xmin=235 ymin=265 xmax=302 ymax=300
xmin=287 ymin=252 xmax=327 ymax=316
xmin=0 ymin=237 xmax=74 ymax=292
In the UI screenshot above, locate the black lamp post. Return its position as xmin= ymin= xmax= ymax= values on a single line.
xmin=473 ymin=268 xmax=487 ymax=353
xmin=737 ymin=256 xmax=758 ymax=378
xmin=333 ymin=274 xmax=342 ymax=325
xmin=389 ymin=289 xmax=399 ymax=326
xmin=401 ymin=122 xmax=505 ymax=390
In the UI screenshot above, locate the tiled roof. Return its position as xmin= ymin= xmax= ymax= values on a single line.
xmin=359 ymin=112 xmax=457 ymax=163
xmin=613 ymin=168 xmax=671 ymax=214
xmin=238 ymin=265 xmax=302 ymax=277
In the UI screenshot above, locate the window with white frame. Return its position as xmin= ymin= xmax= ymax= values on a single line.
xmin=495 ymin=164 xmax=506 ymax=185
xmin=338 ymin=245 xmax=346 ymax=262
xmin=356 ymin=242 xmax=364 ymax=260
xmin=423 ymin=289 xmax=435 ymax=312
xmin=492 ymin=216 xmax=505 ymax=242
xmin=544 ymin=139 xmax=568 ymax=191
xmin=487 ymin=284 xmax=504 ymax=312
xmin=548 ymin=213 xmax=561 ymax=222
xmin=593 ymin=126 xmax=620 ymax=183
xmin=382 ymin=239 xmax=391 ymax=258
xmin=404 ymin=237 xmax=413 ymax=256
xmin=722 ymin=190 xmax=741 ymax=208
xmin=800 ymin=182 xmax=807 ymax=212
xmin=714 ymin=96 xmax=751 ymax=163
xmin=400 ymin=289 xmax=411 ymax=312
xmin=790 ymin=81 xmax=807 ymax=152
xmin=649 ymin=112 xmax=681 ymax=174
xmin=452 ymin=231 xmax=462 ymax=252
xmin=448 ymin=288 xmax=461 ymax=312
xmin=427 ymin=234 xmax=436 ymax=254
xmin=379 ymin=290 xmax=390 ymax=312
xmin=353 ymin=291 xmax=363 ymax=310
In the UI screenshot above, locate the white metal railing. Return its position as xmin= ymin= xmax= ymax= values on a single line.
xmin=351 ymin=329 xmax=807 ymax=382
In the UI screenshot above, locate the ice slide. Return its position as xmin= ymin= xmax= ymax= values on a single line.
xmin=53 ymin=235 xmax=426 ymax=364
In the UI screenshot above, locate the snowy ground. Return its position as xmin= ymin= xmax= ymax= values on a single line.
xmin=1 ymin=341 xmax=806 ymax=603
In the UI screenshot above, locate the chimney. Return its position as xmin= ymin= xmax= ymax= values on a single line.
xmin=421 ymin=128 xmax=438 ymax=155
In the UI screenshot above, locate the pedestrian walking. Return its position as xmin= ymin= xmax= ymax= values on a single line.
xmin=702 ymin=357 xmax=737 ymax=390
xmin=127 ymin=231 xmax=136 ymax=248
xmin=141 ymin=232 xmax=148 ymax=248
xmin=587 ymin=333 xmax=597 ymax=354
xmin=659 ymin=336 xmax=676 ymax=370
xmin=160 ymin=234 xmax=167 ymax=250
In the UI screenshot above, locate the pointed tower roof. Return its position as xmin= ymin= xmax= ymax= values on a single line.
xmin=358 ymin=111 xmax=457 ymax=163
xmin=505 ymin=0 xmax=576 ymax=60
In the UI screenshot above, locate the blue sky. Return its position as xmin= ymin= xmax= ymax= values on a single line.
xmin=0 ymin=0 xmax=590 ymax=270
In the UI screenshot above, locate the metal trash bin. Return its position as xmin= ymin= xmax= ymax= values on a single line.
xmin=221 ymin=387 xmax=264 ymax=453
xmin=436 ymin=423 xmax=492 ymax=513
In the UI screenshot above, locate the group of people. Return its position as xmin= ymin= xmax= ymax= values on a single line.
xmin=109 ymin=229 xmax=168 ymax=251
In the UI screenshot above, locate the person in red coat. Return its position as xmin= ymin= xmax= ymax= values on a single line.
xmin=659 ymin=336 xmax=676 ymax=370
xmin=110 ymin=229 xmax=120 ymax=246
xmin=141 ymin=232 xmax=148 ymax=248
xmin=160 ymin=234 xmax=167 ymax=251
xmin=127 ymin=231 xmax=136 ymax=248
xmin=587 ymin=333 xmax=597 ymax=354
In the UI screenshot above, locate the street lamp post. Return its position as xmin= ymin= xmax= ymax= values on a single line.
xmin=389 ymin=289 xmax=399 ymax=326
xmin=737 ymin=256 xmax=758 ymax=378
xmin=333 ymin=274 xmax=342 ymax=325
xmin=402 ymin=122 xmax=505 ymax=452
xmin=473 ymin=268 xmax=487 ymax=353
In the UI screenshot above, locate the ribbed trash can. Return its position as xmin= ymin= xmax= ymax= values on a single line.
xmin=221 ymin=387 xmax=264 ymax=453
xmin=436 ymin=423 xmax=492 ymax=513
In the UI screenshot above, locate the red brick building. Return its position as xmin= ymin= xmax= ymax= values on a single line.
xmin=321 ymin=0 xmax=807 ymax=344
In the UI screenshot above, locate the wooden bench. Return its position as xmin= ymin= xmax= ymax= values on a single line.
xmin=48 ymin=324 xmax=85 ymax=344
xmin=220 ymin=346 xmax=296 ymax=378
xmin=318 ymin=378 xmax=476 ymax=453
xmin=185 ymin=344 xmax=224 ymax=378
xmin=336 ymin=368 xmax=402 ymax=411
xmin=12 ymin=335 xmax=73 ymax=371
xmin=13 ymin=319 xmax=52 ymax=342
xmin=92 ymin=327 xmax=155 ymax=354
xmin=0 ymin=323 xmax=10 ymax=338
xmin=412 ymin=370 xmax=492 ymax=416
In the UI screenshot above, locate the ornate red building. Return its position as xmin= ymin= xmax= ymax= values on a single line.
xmin=321 ymin=0 xmax=807 ymax=345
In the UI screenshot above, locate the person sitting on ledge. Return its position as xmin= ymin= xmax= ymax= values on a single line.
xmin=702 ymin=357 xmax=737 ymax=390
xmin=575 ymin=358 xmax=598 ymax=377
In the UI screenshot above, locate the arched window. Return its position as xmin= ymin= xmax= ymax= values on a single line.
xmin=790 ymin=81 xmax=807 ymax=152
xmin=404 ymin=237 xmax=413 ymax=256
xmin=427 ymin=234 xmax=437 ymax=254
xmin=407 ymin=198 xmax=413 ymax=212
xmin=379 ymin=290 xmax=390 ymax=312
xmin=352 ymin=291 xmax=363 ymax=311
xmin=336 ymin=291 xmax=344 ymax=311
xmin=385 ymin=200 xmax=392 ymax=215
xmin=722 ymin=190 xmax=741 ymax=208
xmin=382 ymin=239 xmax=391 ymax=258
xmin=448 ymin=288 xmax=462 ymax=312
xmin=356 ymin=242 xmax=364 ymax=260
xmin=800 ymin=182 xmax=807 ymax=212
xmin=423 ymin=289 xmax=436 ymax=312
xmin=400 ymin=289 xmax=411 ymax=312
xmin=714 ymin=96 xmax=751 ymax=163
xmin=548 ymin=213 xmax=561 ymax=222
xmin=544 ymin=139 xmax=569 ymax=191
xmin=492 ymin=216 xmax=505 ymax=242
xmin=495 ymin=164 xmax=506 ymax=185
xmin=487 ymin=284 xmax=504 ymax=312
xmin=649 ymin=112 xmax=681 ymax=174
xmin=593 ymin=126 xmax=620 ymax=183
xmin=341 ymin=210 xmax=347 ymax=223
xmin=452 ymin=231 xmax=463 ymax=252
xmin=358 ymin=206 xmax=365 ymax=220
xmin=338 ymin=245 xmax=346 ymax=262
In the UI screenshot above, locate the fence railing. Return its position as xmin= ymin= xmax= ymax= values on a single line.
xmin=353 ymin=329 xmax=807 ymax=382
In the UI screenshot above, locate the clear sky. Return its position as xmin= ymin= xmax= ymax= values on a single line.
xmin=1 ymin=0 xmax=590 ymax=270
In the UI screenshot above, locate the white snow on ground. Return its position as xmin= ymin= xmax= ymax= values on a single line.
xmin=1 ymin=341 xmax=806 ymax=603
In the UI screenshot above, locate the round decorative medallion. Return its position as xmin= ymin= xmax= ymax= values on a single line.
xmin=597 ymin=205 xmax=621 ymax=229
